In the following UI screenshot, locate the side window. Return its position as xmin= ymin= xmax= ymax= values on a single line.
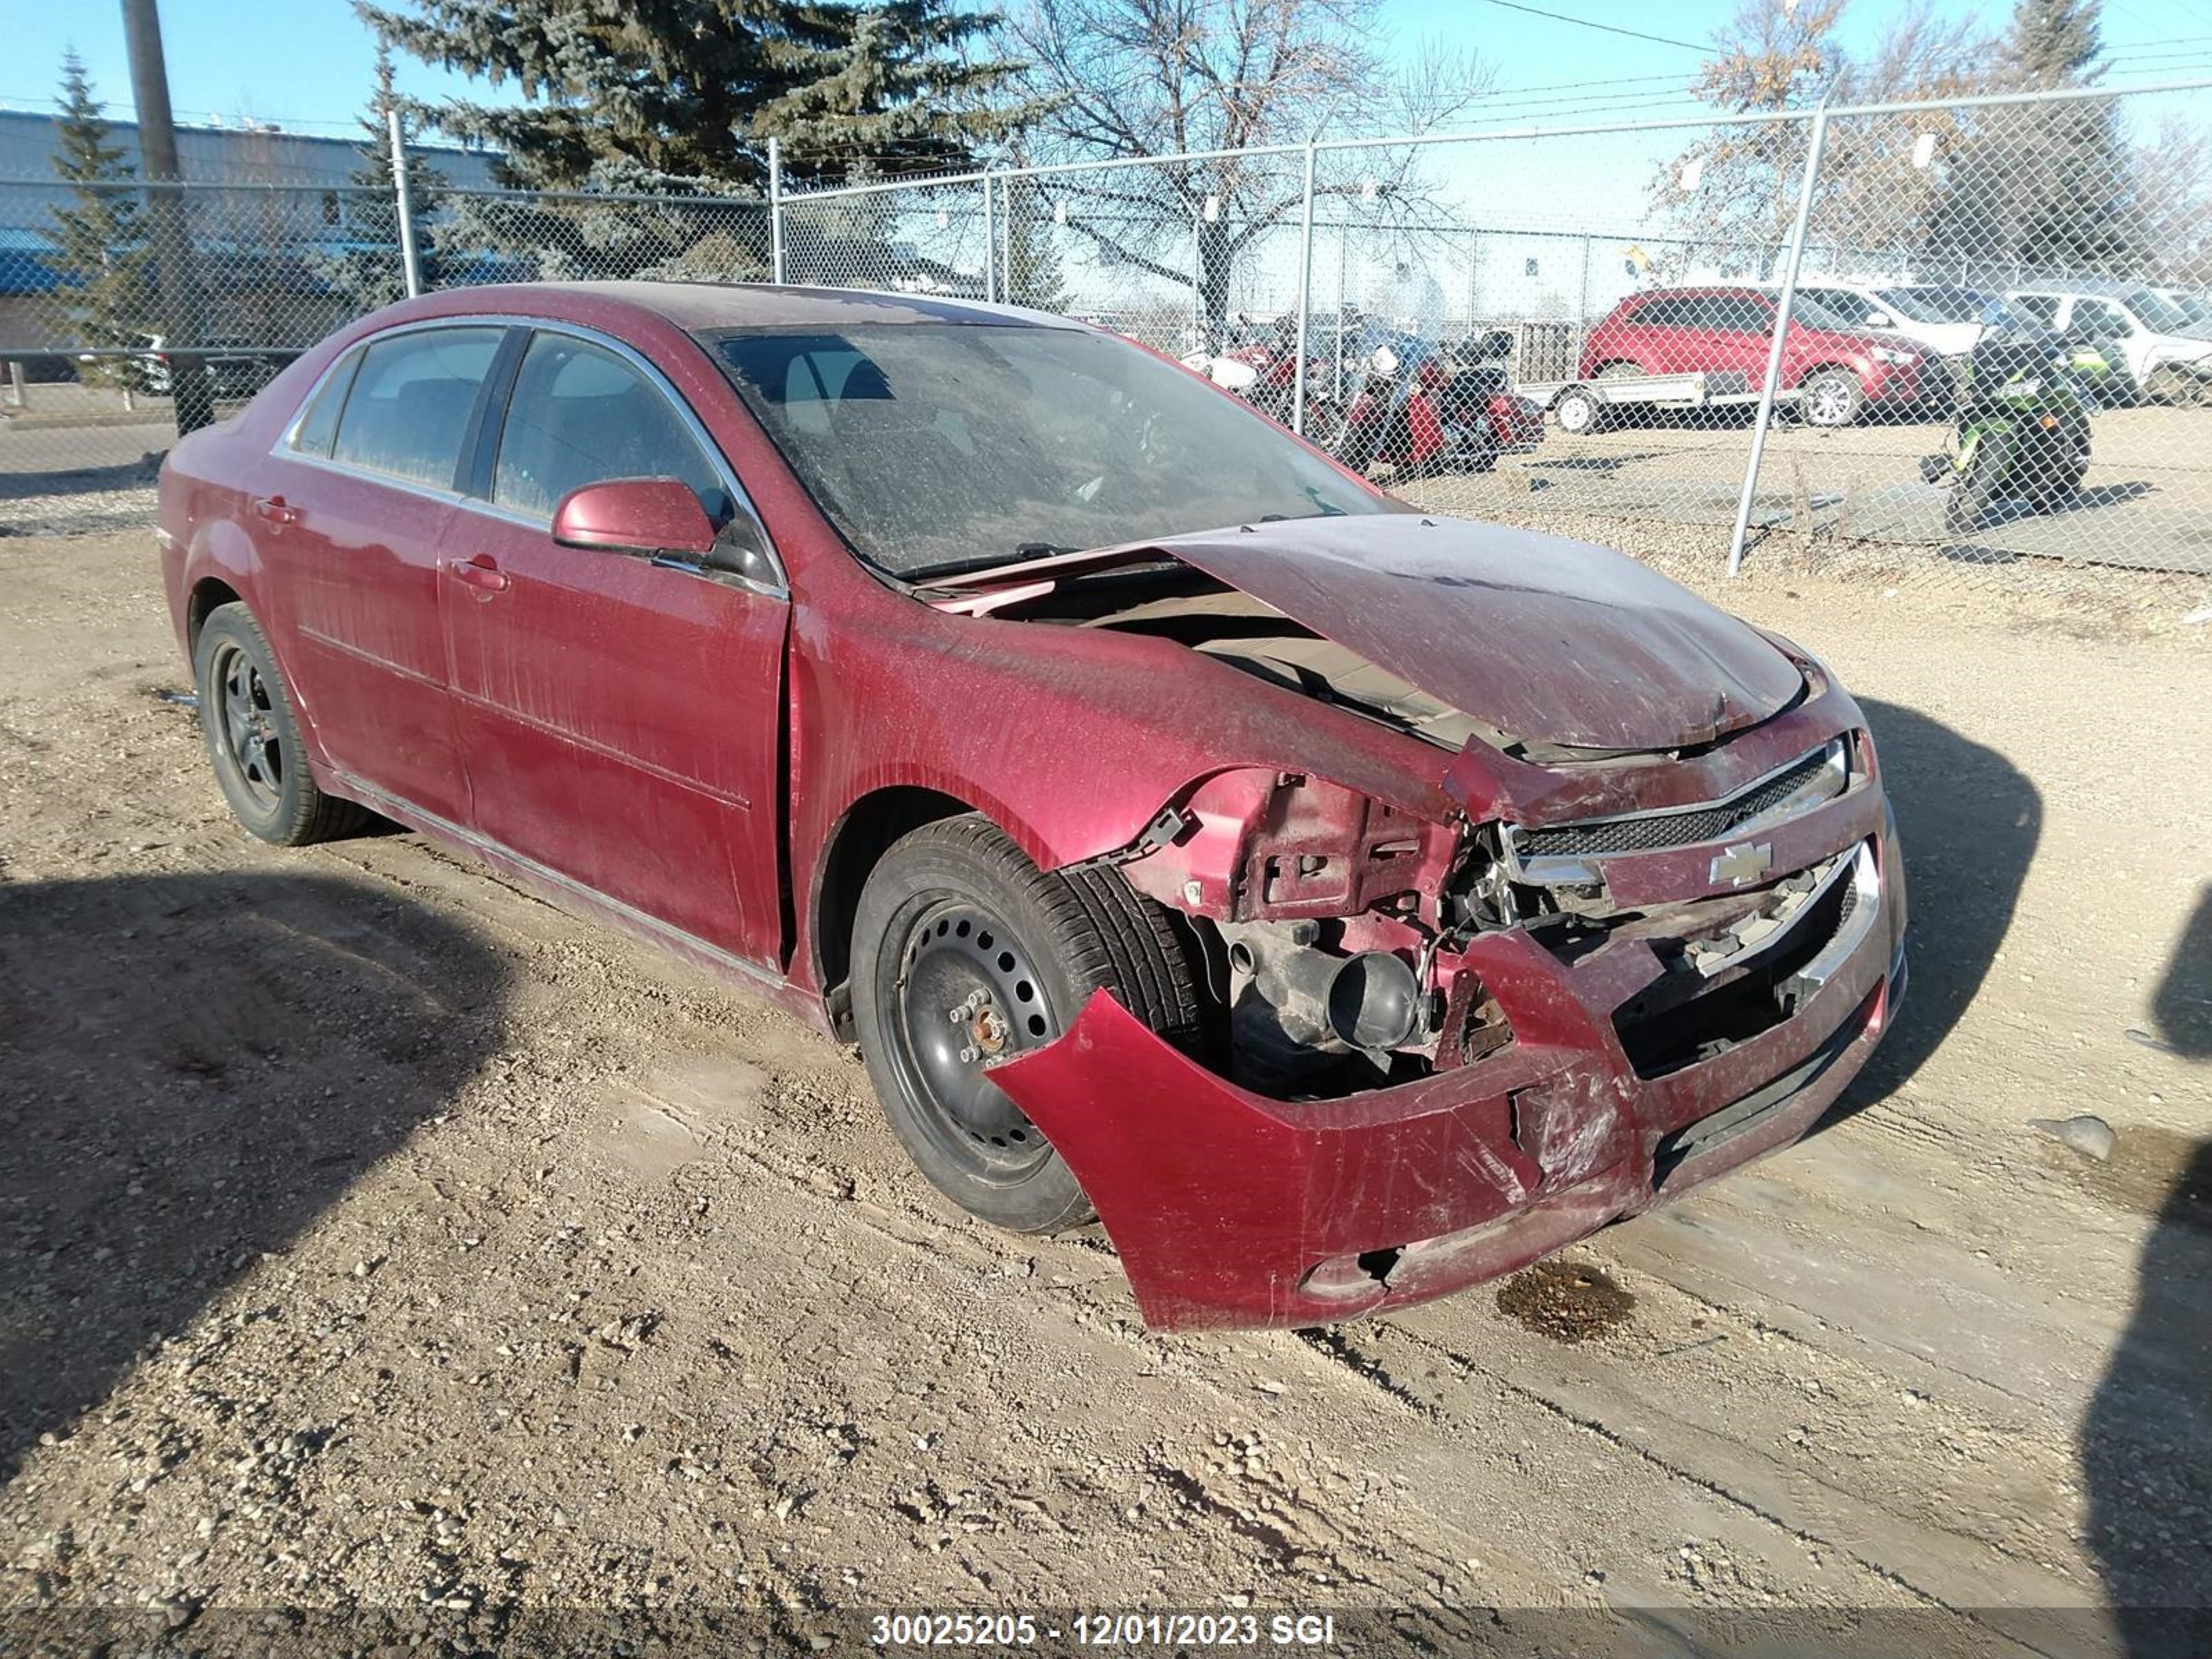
xmin=2072 ymin=299 xmax=2129 ymax=337
xmin=1803 ymin=288 xmax=1872 ymax=326
xmin=330 ymin=327 xmax=503 ymax=489
xmin=1638 ymin=297 xmax=1687 ymax=327
xmin=1711 ymin=294 xmax=1772 ymax=332
xmin=289 ymin=346 xmax=362 ymax=459
xmin=492 ymin=332 xmax=733 ymax=525
xmin=2012 ymin=293 xmax=2061 ymax=327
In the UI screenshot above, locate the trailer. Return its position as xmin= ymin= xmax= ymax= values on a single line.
xmin=1488 ymin=320 xmax=1795 ymax=435
xmin=1517 ymin=369 xmax=1798 ymax=435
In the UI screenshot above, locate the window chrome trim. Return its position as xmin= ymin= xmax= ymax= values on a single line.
xmin=268 ymin=311 xmax=788 ymax=600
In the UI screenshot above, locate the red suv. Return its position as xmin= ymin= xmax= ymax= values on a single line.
xmin=1578 ymin=285 xmax=1926 ymax=426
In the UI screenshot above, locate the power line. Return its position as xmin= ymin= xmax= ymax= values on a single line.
xmin=1469 ymin=0 xmax=1712 ymax=55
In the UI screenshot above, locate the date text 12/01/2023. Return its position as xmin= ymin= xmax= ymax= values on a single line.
xmin=868 ymin=1612 xmax=1340 ymax=1647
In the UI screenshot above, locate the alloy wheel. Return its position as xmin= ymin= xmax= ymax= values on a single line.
xmin=213 ymin=642 xmax=284 ymax=811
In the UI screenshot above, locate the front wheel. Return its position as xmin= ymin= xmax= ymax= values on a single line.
xmin=1801 ymin=369 xmax=1864 ymax=429
xmin=850 ymin=815 xmax=1200 ymax=1233
xmin=1944 ymin=440 xmax=2005 ymax=534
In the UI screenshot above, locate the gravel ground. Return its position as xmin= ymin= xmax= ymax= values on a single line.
xmin=1 ymin=528 xmax=2207 ymax=1653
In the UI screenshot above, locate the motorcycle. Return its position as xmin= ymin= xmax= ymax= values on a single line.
xmin=1920 ymin=301 xmax=2093 ymax=534
xmin=1333 ymin=322 xmax=1545 ymax=478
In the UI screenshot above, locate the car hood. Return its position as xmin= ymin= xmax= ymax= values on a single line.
xmin=1143 ymin=515 xmax=1803 ymax=753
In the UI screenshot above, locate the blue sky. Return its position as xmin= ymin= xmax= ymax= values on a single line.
xmin=7 ymin=0 xmax=2211 ymax=140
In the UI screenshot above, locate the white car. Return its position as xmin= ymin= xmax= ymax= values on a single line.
xmin=2006 ymin=283 xmax=2212 ymax=404
xmin=1759 ymin=277 xmax=1984 ymax=358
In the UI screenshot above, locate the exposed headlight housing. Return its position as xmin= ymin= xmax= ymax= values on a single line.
xmin=1873 ymin=346 xmax=1918 ymax=366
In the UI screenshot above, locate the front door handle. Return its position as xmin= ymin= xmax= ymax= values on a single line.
xmin=251 ymin=495 xmax=298 ymax=527
xmin=449 ymin=554 xmax=509 ymax=594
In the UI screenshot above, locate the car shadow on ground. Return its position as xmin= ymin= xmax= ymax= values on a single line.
xmin=0 ymin=869 xmax=509 ymax=1479
xmin=1826 ymin=695 xmax=2038 ymax=1108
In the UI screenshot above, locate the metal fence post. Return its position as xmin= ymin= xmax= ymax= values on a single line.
xmin=1727 ymin=97 xmax=1833 ymax=577
xmin=1291 ymin=141 xmax=1317 ymax=436
xmin=768 ymin=137 xmax=785 ymax=285
xmin=1000 ymin=172 xmax=1014 ymax=305
xmin=386 ymin=109 xmax=422 ymax=299
xmin=982 ymin=172 xmax=997 ymax=304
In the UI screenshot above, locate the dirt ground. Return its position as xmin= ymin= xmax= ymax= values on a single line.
xmin=1 ymin=528 xmax=2207 ymax=1652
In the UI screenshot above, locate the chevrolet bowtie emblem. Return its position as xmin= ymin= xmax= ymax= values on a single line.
xmin=1710 ymin=842 xmax=1773 ymax=886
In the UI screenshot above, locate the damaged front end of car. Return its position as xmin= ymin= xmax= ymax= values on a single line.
xmin=985 ymin=664 xmax=1906 ymax=1332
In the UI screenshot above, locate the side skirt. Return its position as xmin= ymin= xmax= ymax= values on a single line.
xmin=323 ymin=765 xmax=834 ymax=1040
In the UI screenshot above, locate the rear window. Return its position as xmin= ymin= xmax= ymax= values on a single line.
xmin=330 ymin=327 xmax=504 ymax=490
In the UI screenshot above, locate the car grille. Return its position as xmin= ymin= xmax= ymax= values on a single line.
xmin=1517 ymin=744 xmax=1841 ymax=861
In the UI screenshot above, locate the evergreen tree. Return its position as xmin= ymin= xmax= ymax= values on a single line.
xmin=314 ymin=42 xmax=446 ymax=314
xmin=1922 ymin=0 xmax=2138 ymax=280
xmin=46 ymin=50 xmax=152 ymax=388
xmin=355 ymin=0 xmax=1035 ymax=190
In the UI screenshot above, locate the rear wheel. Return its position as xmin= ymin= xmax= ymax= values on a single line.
xmin=1553 ymin=384 xmax=1606 ymax=435
xmin=850 ymin=815 xmax=1200 ymax=1233
xmin=193 ymin=603 xmax=368 ymax=845
xmin=1802 ymin=369 xmax=1864 ymax=429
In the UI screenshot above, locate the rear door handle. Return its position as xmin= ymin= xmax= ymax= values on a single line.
xmin=251 ymin=495 xmax=298 ymax=527
xmin=448 ymin=554 xmax=509 ymax=593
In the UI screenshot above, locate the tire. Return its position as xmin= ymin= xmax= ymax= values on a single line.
xmin=1944 ymin=441 xmax=2005 ymax=535
xmin=2146 ymin=366 xmax=2191 ymax=406
xmin=193 ymin=603 xmax=368 ymax=846
xmin=850 ymin=814 xmax=1201 ymax=1233
xmin=1802 ymin=369 xmax=1864 ymax=429
xmin=1553 ymin=385 xmax=1605 ymax=435
xmin=1595 ymin=361 xmax=1646 ymax=381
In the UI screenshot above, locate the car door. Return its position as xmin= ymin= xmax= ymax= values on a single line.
xmin=440 ymin=325 xmax=789 ymax=968
xmin=259 ymin=323 xmax=506 ymax=825
xmin=1703 ymin=293 xmax=1774 ymax=385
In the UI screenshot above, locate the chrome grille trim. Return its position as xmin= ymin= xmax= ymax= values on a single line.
xmin=1507 ymin=738 xmax=1850 ymax=884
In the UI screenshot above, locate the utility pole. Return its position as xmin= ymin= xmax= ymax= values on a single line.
xmin=120 ymin=0 xmax=213 ymax=435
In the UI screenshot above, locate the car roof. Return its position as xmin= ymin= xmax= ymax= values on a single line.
xmin=2007 ymin=276 xmax=2151 ymax=301
xmin=398 ymin=279 xmax=1087 ymax=335
xmin=1626 ymin=285 xmax=1766 ymax=299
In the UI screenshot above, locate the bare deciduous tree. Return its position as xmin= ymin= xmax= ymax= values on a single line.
xmin=1002 ymin=0 xmax=1491 ymax=336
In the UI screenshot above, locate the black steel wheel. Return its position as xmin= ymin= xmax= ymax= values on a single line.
xmin=850 ymin=814 xmax=1200 ymax=1233
xmin=193 ymin=603 xmax=367 ymax=845
xmin=884 ymin=896 xmax=1064 ymax=1182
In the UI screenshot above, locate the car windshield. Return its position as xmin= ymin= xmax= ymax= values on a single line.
xmin=1880 ymin=285 xmax=1987 ymax=325
xmin=2128 ymin=288 xmax=2199 ymax=333
xmin=709 ymin=324 xmax=1382 ymax=579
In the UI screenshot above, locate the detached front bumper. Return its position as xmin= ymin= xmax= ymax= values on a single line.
xmin=993 ymin=805 xmax=1907 ymax=1332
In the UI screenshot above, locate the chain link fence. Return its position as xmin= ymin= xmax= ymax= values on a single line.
xmin=5 ymin=79 xmax=2209 ymax=619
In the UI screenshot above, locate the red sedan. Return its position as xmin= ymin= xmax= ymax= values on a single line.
xmin=158 ymin=283 xmax=1907 ymax=1331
